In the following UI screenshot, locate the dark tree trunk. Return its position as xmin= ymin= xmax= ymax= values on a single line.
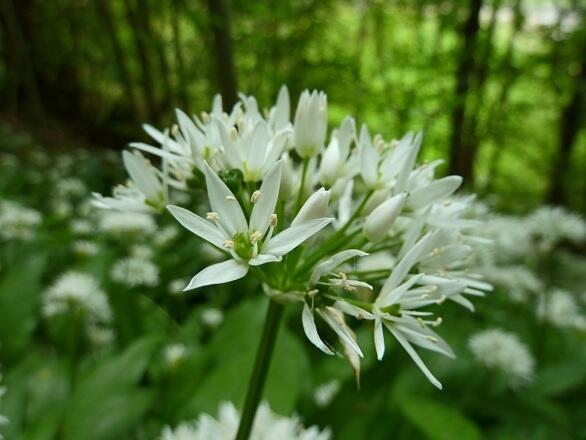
xmin=546 ymin=37 xmax=586 ymax=205
xmin=172 ymin=0 xmax=189 ymax=111
xmin=95 ymin=0 xmax=141 ymax=117
xmin=448 ymin=0 xmax=483 ymax=184
xmin=0 ymin=0 xmax=44 ymax=120
xmin=206 ymin=0 xmax=238 ymax=109
xmin=125 ymin=0 xmax=156 ymax=120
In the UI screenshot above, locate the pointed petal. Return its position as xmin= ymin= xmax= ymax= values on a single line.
xmin=318 ymin=307 xmax=364 ymax=358
xmin=292 ymin=187 xmax=331 ymax=226
xmin=123 ymin=150 xmax=161 ymax=200
xmin=249 ymin=160 xmax=282 ymax=235
xmin=377 ymin=273 xmax=425 ymax=308
xmin=407 ymin=175 xmax=463 ymax=210
xmin=263 ymin=218 xmax=333 ymax=256
xmin=386 ymin=323 xmax=443 ymax=389
xmin=302 ymin=304 xmax=334 ymax=355
xmin=311 ymin=249 xmax=369 ymax=284
xmin=184 ymin=259 xmax=249 ymax=291
xmin=167 ymin=205 xmax=227 ymax=249
xmin=203 ymin=162 xmax=248 ymax=236
xmin=249 ymin=254 xmax=282 ymax=266
xmin=374 ymin=318 xmax=385 ymax=360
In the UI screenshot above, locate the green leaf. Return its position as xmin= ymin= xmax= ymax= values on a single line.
xmin=533 ymin=361 xmax=586 ymax=397
xmin=0 ymin=255 xmax=46 ymax=361
xmin=397 ymin=396 xmax=482 ymax=440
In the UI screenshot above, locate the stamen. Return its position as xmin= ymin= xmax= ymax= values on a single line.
xmin=436 ymin=295 xmax=447 ymax=305
xmin=270 ymin=213 xmax=278 ymax=227
xmin=250 ymin=190 xmax=261 ymax=204
xmin=171 ymin=124 xmax=180 ymax=137
xmin=432 ymin=317 xmax=443 ymax=327
xmin=206 ymin=212 xmax=220 ymax=222
xmin=417 ymin=317 xmax=426 ymax=328
xmin=223 ymin=239 xmax=234 ymax=249
xmin=230 ymin=127 xmax=238 ymax=142
xmin=225 ymin=195 xmax=236 ymax=201
xmin=307 ymin=289 xmax=319 ymax=297
xmin=250 ymin=230 xmax=263 ymax=243
xmin=201 ymin=111 xmax=210 ymax=123
xmin=426 ymin=335 xmax=439 ymax=343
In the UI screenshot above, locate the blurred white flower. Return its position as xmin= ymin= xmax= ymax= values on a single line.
xmin=164 ymin=343 xmax=187 ymax=367
xmin=130 ymin=244 xmax=154 ymax=259
xmin=201 ymin=308 xmax=224 ymax=328
xmin=43 ymin=272 xmax=112 ymax=325
xmin=160 ymin=401 xmax=331 ymax=440
xmin=482 ymin=265 xmax=542 ymax=302
xmin=469 ymin=328 xmax=534 ymax=386
xmin=72 ymin=240 xmax=99 ymax=257
xmin=98 ymin=211 xmax=156 ymax=236
xmin=111 ymin=257 xmax=159 ymax=287
xmin=526 ymin=206 xmax=586 ymax=249
xmin=0 ymin=200 xmax=41 ymax=241
xmin=294 ymin=90 xmax=328 ymax=158
xmin=153 ymin=225 xmax=179 ymax=247
xmin=56 ymin=177 xmax=87 ymax=198
xmin=168 ymin=278 xmax=187 ymax=295
xmin=71 ymin=218 xmax=94 ymax=235
xmin=313 ymin=380 xmax=340 ymax=408
xmin=537 ymin=289 xmax=586 ymax=331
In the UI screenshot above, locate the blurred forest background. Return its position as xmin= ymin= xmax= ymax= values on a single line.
xmin=0 ymin=0 xmax=584 ymax=212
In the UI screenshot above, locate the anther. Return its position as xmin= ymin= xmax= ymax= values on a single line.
xmin=270 ymin=214 xmax=278 ymax=227
xmin=223 ymin=239 xmax=234 ymax=249
xmin=250 ymin=190 xmax=261 ymax=204
xmin=206 ymin=212 xmax=220 ymax=222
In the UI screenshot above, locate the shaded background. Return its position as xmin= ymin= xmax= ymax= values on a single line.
xmin=1 ymin=0 xmax=585 ymax=212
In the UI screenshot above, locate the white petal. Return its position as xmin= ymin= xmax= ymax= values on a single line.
xmin=407 ymin=176 xmax=463 ymax=210
xmin=363 ymin=193 xmax=407 ymax=242
xmin=249 ymin=254 xmax=283 ymax=266
xmin=122 ymin=150 xmax=161 ymax=200
xmin=184 ymin=259 xmax=249 ymax=291
xmin=249 ymin=160 xmax=282 ymax=235
xmin=374 ymin=318 xmax=385 ymax=360
xmin=203 ymin=162 xmax=248 ymax=236
xmin=319 ymin=307 xmax=364 ymax=358
xmin=167 ymin=205 xmax=227 ymax=248
xmin=377 ymin=273 xmax=425 ymax=308
xmin=292 ymin=187 xmax=331 ymax=226
xmin=310 ymin=249 xmax=369 ymax=284
xmin=386 ymin=323 xmax=443 ymax=389
xmin=359 ymin=125 xmax=378 ymax=187
xmin=302 ymin=304 xmax=334 ymax=355
xmin=263 ymin=218 xmax=333 ymax=257
xmin=333 ymin=300 xmax=374 ymax=320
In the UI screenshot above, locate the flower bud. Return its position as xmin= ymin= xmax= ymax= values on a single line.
xmin=363 ymin=193 xmax=407 ymax=242
xmin=294 ymin=90 xmax=327 ymax=158
xmin=292 ymin=187 xmax=331 ymax=226
xmin=319 ymin=138 xmax=341 ymax=186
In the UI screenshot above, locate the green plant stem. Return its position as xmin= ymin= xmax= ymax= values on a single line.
xmin=294 ymin=158 xmax=310 ymax=213
xmin=235 ymin=299 xmax=285 ymax=440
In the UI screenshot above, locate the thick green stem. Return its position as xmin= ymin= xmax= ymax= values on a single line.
xmin=235 ymin=299 xmax=285 ymax=440
xmin=294 ymin=158 xmax=310 ymax=213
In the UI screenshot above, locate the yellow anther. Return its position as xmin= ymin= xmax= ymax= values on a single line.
xmin=250 ymin=190 xmax=261 ymax=204
xmin=206 ymin=212 xmax=220 ymax=222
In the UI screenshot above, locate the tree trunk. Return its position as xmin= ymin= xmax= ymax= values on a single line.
xmin=172 ymin=0 xmax=189 ymax=111
xmin=546 ymin=36 xmax=586 ymax=205
xmin=206 ymin=0 xmax=238 ymax=109
xmin=95 ymin=0 xmax=140 ymax=117
xmin=125 ymin=0 xmax=156 ymax=120
xmin=448 ymin=0 xmax=483 ymax=184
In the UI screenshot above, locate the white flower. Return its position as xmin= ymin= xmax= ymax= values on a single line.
xmin=168 ymin=278 xmax=188 ymax=295
xmin=363 ymin=193 xmax=406 ymax=242
xmin=0 ymin=200 xmax=41 ymax=241
xmin=294 ymin=90 xmax=328 ymax=158
xmin=164 ymin=343 xmax=187 ymax=366
xmin=526 ymin=206 xmax=586 ymax=248
xmin=313 ymin=380 xmax=340 ymax=408
xmin=160 ymin=401 xmax=331 ymax=440
xmin=71 ymin=219 xmax=94 ymax=235
xmin=168 ymin=161 xmax=333 ymax=290
xmin=98 ymin=211 xmax=157 ymax=236
xmin=56 ymin=177 xmax=87 ymax=198
xmin=72 ymin=240 xmax=99 ymax=257
xmin=43 ymin=272 xmax=112 ymax=325
xmin=482 ymin=265 xmax=542 ymax=302
xmin=469 ymin=328 xmax=535 ymax=386
xmin=202 ymin=308 xmax=224 ymax=328
xmin=537 ymin=289 xmax=586 ymax=330
xmin=111 ymin=257 xmax=159 ymax=287
xmin=153 ymin=225 xmax=179 ymax=247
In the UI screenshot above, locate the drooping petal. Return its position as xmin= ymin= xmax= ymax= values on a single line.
xmin=122 ymin=150 xmax=161 ymax=200
xmin=249 ymin=160 xmax=282 ymax=235
xmin=374 ymin=318 xmax=385 ymax=360
xmin=167 ymin=205 xmax=227 ymax=248
xmin=302 ymin=304 xmax=334 ymax=355
xmin=203 ymin=162 xmax=248 ymax=236
xmin=318 ymin=307 xmax=364 ymax=358
xmin=183 ymin=259 xmax=249 ymax=291
xmin=263 ymin=218 xmax=333 ymax=257
xmin=310 ymin=249 xmax=369 ymax=284
xmin=386 ymin=322 xmax=443 ymax=389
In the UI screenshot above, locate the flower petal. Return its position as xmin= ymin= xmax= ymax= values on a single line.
xmin=249 ymin=254 xmax=283 ymax=266
xmin=203 ymin=162 xmax=248 ymax=236
xmin=310 ymin=249 xmax=369 ymax=284
xmin=249 ymin=160 xmax=282 ymax=235
xmin=407 ymin=175 xmax=463 ymax=210
xmin=318 ymin=307 xmax=363 ymax=358
xmin=374 ymin=318 xmax=385 ymax=360
xmin=184 ymin=259 xmax=249 ymax=291
xmin=122 ymin=150 xmax=161 ymax=200
xmin=167 ymin=205 xmax=227 ymax=249
xmin=291 ymin=187 xmax=331 ymax=226
xmin=386 ymin=322 xmax=443 ymax=389
xmin=263 ymin=218 xmax=333 ymax=257
xmin=302 ymin=304 xmax=334 ymax=355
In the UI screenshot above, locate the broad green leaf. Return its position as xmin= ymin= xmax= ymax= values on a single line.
xmin=398 ymin=396 xmax=482 ymax=440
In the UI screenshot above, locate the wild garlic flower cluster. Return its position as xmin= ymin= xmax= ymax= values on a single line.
xmin=0 ymin=200 xmax=41 ymax=241
xmin=537 ymin=289 xmax=586 ymax=331
xmin=160 ymin=401 xmax=331 ymax=440
xmin=42 ymin=271 xmax=112 ymax=341
xmin=468 ymin=328 xmax=535 ymax=387
xmin=93 ymin=87 xmax=491 ymax=388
